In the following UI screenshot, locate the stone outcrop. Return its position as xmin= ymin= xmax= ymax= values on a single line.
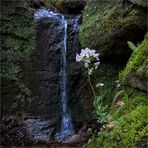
xmin=79 ymin=0 xmax=147 ymax=59
xmin=120 ymin=33 xmax=148 ymax=92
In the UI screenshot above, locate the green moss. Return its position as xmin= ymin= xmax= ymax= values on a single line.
xmin=97 ymin=105 xmax=148 ymax=148
xmin=1 ymin=0 xmax=35 ymax=95
xmin=119 ymin=33 xmax=148 ymax=83
xmin=84 ymin=87 xmax=148 ymax=148
xmin=1 ymin=0 xmax=35 ymax=81
xmin=79 ymin=0 xmax=146 ymax=55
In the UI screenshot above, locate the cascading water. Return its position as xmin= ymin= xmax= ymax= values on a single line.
xmin=34 ymin=8 xmax=74 ymax=141
xmin=56 ymin=17 xmax=75 ymax=141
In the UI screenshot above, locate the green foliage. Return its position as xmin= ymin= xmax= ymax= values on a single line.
xmin=83 ymin=128 xmax=98 ymax=148
xmin=94 ymin=95 xmax=111 ymax=124
xmin=83 ymin=87 xmax=148 ymax=148
xmin=18 ymin=82 xmax=31 ymax=96
xmin=94 ymin=63 xmax=124 ymax=107
xmin=120 ymin=33 xmax=148 ymax=82
xmin=127 ymin=41 xmax=138 ymax=52
xmin=99 ymin=105 xmax=148 ymax=148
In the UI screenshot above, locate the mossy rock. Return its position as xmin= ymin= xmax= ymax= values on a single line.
xmin=119 ymin=33 xmax=148 ymax=92
xmin=1 ymin=0 xmax=35 ymax=114
xmin=1 ymin=0 xmax=35 ymax=81
xmin=79 ymin=0 xmax=147 ymax=59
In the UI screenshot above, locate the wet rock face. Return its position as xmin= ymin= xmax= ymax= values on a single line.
xmin=0 ymin=116 xmax=56 ymax=146
xmin=1 ymin=4 xmax=93 ymax=125
xmin=63 ymin=0 xmax=86 ymax=14
xmin=1 ymin=0 xmax=35 ymax=115
xmin=65 ymin=15 xmax=94 ymax=122
xmin=0 ymin=116 xmax=33 ymax=147
xmin=24 ymin=117 xmax=56 ymax=143
xmin=21 ymin=12 xmax=92 ymax=123
xmin=23 ymin=17 xmax=63 ymax=117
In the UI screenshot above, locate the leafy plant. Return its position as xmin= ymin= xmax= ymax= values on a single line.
xmin=94 ymin=95 xmax=111 ymax=124
xmin=83 ymin=87 xmax=148 ymax=148
xmin=127 ymin=41 xmax=138 ymax=52
xmin=76 ymin=48 xmax=111 ymax=124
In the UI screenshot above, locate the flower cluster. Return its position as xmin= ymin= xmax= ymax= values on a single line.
xmin=76 ymin=48 xmax=100 ymax=75
xmin=96 ymin=83 xmax=104 ymax=87
xmin=115 ymin=80 xmax=121 ymax=88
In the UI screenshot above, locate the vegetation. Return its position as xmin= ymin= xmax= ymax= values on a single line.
xmin=1 ymin=0 xmax=147 ymax=147
xmin=83 ymin=87 xmax=148 ymax=148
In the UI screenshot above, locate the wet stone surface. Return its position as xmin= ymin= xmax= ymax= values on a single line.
xmin=24 ymin=117 xmax=56 ymax=143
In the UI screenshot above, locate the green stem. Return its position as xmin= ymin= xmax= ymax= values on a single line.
xmin=88 ymin=75 xmax=96 ymax=99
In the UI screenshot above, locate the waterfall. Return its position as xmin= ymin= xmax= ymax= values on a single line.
xmin=56 ymin=17 xmax=75 ymax=141
xmin=34 ymin=8 xmax=74 ymax=141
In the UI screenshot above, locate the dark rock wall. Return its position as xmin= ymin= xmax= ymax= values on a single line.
xmin=1 ymin=0 xmax=92 ymax=130
xmin=22 ymin=17 xmax=62 ymax=117
xmin=1 ymin=0 xmax=35 ymax=115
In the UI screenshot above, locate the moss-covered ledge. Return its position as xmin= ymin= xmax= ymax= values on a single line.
xmin=119 ymin=33 xmax=148 ymax=92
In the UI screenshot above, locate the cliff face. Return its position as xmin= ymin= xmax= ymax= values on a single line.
xmin=1 ymin=0 xmax=35 ymax=114
xmin=1 ymin=0 xmax=92 ymax=139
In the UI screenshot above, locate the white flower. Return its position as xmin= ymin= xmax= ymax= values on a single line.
xmin=84 ymin=63 xmax=89 ymax=68
xmin=94 ymin=62 xmax=100 ymax=69
xmin=115 ymin=80 xmax=121 ymax=88
xmin=94 ymin=53 xmax=100 ymax=58
xmin=88 ymin=68 xmax=93 ymax=75
xmin=76 ymin=54 xmax=82 ymax=62
xmin=84 ymin=59 xmax=91 ymax=63
xmin=96 ymin=83 xmax=104 ymax=87
xmin=76 ymin=48 xmax=100 ymax=74
xmin=115 ymin=80 xmax=120 ymax=83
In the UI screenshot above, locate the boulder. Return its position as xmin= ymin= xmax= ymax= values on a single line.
xmin=79 ymin=0 xmax=147 ymax=59
xmin=120 ymin=33 xmax=148 ymax=92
